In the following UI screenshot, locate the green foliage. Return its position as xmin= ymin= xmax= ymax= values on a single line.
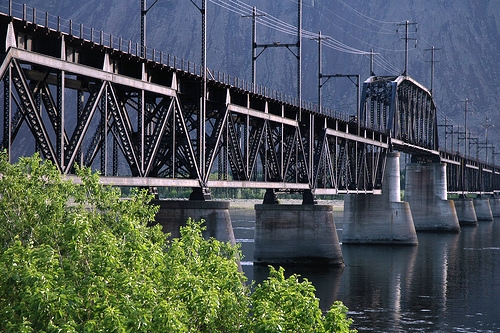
xmin=251 ymin=266 xmax=325 ymax=333
xmin=0 ymin=153 xmax=356 ymax=332
xmin=163 ymin=218 xmax=250 ymax=332
xmin=251 ymin=267 xmax=357 ymax=333
xmin=324 ymin=301 xmax=357 ymax=333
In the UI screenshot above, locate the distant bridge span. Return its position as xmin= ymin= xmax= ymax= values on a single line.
xmin=1 ymin=5 xmax=499 ymax=200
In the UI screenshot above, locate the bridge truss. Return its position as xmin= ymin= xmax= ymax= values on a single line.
xmin=1 ymin=8 xmax=499 ymax=198
xmin=0 ymin=15 xmax=390 ymax=199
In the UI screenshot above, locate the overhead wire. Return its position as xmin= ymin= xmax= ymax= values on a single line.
xmin=336 ymin=0 xmax=402 ymax=25
xmin=210 ymin=0 xmax=373 ymax=55
xmin=303 ymin=1 xmax=408 ymax=53
xmin=210 ymin=0 xmax=404 ymax=74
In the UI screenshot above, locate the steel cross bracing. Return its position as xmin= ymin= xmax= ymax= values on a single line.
xmin=1 ymin=10 xmax=500 ymax=195
xmin=0 ymin=48 xmax=387 ymax=195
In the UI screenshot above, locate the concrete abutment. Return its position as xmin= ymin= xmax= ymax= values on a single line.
xmin=342 ymin=152 xmax=418 ymax=245
xmin=152 ymin=200 xmax=236 ymax=244
xmin=453 ymin=196 xmax=478 ymax=226
xmin=405 ymin=163 xmax=460 ymax=232
xmin=254 ymin=204 xmax=344 ymax=266
xmin=473 ymin=196 xmax=493 ymax=221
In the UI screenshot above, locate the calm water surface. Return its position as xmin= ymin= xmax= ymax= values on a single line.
xmin=230 ymin=208 xmax=500 ymax=333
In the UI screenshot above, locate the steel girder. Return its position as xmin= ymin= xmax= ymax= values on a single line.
xmin=313 ymin=129 xmax=386 ymax=193
xmin=0 ymin=46 xmax=389 ymax=194
xmin=0 ymin=48 xmax=201 ymax=183
xmin=440 ymin=151 xmax=500 ymax=194
xmin=0 ymin=15 xmax=450 ymax=194
xmin=360 ymin=75 xmax=438 ymax=151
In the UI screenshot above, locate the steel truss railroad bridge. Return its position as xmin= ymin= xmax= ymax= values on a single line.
xmin=1 ymin=5 xmax=499 ymax=202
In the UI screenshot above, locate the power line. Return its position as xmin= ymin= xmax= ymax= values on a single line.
xmin=335 ymin=0 xmax=403 ymax=25
xmin=210 ymin=0 xmax=373 ymax=55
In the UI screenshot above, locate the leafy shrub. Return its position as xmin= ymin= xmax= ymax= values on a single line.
xmin=0 ymin=153 xmax=355 ymax=332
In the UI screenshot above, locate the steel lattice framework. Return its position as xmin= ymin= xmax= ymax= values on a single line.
xmin=1 ymin=8 xmax=499 ymax=198
xmin=360 ymin=75 xmax=438 ymax=151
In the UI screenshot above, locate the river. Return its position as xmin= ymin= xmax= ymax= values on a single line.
xmin=230 ymin=204 xmax=500 ymax=333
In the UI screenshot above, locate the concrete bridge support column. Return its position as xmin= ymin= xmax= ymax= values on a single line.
xmin=453 ymin=195 xmax=478 ymax=226
xmin=254 ymin=203 xmax=344 ymax=266
xmin=152 ymin=200 xmax=236 ymax=244
xmin=342 ymin=152 xmax=418 ymax=245
xmin=489 ymin=195 xmax=500 ymax=217
xmin=405 ymin=163 xmax=460 ymax=232
xmin=474 ymin=195 xmax=493 ymax=221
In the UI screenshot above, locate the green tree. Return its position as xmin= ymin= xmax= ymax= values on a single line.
xmin=0 ymin=153 xmax=355 ymax=332
xmin=251 ymin=266 xmax=356 ymax=333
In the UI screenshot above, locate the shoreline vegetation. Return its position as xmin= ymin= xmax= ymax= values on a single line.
xmin=0 ymin=154 xmax=357 ymax=332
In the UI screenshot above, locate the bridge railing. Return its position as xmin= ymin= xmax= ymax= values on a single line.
xmin=1 ymin=1 xmax=352 ymax=123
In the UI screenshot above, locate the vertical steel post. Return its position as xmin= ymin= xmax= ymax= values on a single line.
xmin=57 ymin=70 xmax=65 ymax=170
xmin=141 ymin=0 xmax=146 ymax=57
xmin=101 ymin=86 xmax=108 ymax=175
xmin=3 ymin=65 xmax=11 ymax=161
xmin=317 ymin=31 xmax=322 ymax=112
xmin=140 ymin=90 xmax=145 ymax=175
xmin=251 ymin=6 xmax=257 ymax=92
xmin=200 ymin=0 xmax=207 ymax=182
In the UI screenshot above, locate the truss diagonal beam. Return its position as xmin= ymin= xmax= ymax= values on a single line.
xmin=11 ymin=59 xmax=58 ymax=169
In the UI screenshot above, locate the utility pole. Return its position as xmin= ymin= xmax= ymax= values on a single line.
xmin=396 ymin=20 xmax=417 ymax=76
xmin=188 ymin=0 xmax=208 ymax=196
xmin=247 ymin=0 xmax=302 ymax=110
xmin=481 ymin=116 xmax=493 ymax=163
xmin=462 ymin=98 xmax=473 ymax=158
xmin=311 ymin=31 xmax=329 ymax=112
xmin=369 ymin=48 xmax=375 ymax=76
xmin=424 ymin=46 xmax=441 ymax=96
xmin=140 ymin=0 xmax=160 ymax=58
xmin=438 ymin=117 xmax=453 ymax=151
xmin=242 ymin=7 xmax=265 ymax=92
xmin=297 ymin=0 xmax=302 ymax=117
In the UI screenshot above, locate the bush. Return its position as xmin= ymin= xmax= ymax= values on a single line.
xmin=0 ymin=153 xmax=355 ymax=332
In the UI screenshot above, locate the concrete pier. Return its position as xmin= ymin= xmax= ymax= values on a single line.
xmin=152 ymin=200 xmax=236 ymax=244
xmin=474 ymin=196 xmax=494 ymax=221
xmin=453 ymin=196 xmax=478 ymax=226
xmin=490 ymin=196 xmax=500 ymax=217
xmin=254 ymin=204 xmax=344 ymax=266
xmin=405 ymin=163 xmax=460 ymax=232
xmin=342 ymin=152 xmax=418 ymax=245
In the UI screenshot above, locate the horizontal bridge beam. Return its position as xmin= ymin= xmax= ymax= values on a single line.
xmin=228 ymin=104 xmax=298 ymax=126
xmin=66 ymin=175 xmax=311 ymax=190
xmin=325 ymin=128 xmax=388 ymax=148
xmin=5 ymin=48 xmax=177 ymax=96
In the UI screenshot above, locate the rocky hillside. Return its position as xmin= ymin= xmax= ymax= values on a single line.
xmin=17 ymin=0 xmax=500 ymax=154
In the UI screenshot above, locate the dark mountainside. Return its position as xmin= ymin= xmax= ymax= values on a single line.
xmin=19 ymin=0 xmax=500 ymax=156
